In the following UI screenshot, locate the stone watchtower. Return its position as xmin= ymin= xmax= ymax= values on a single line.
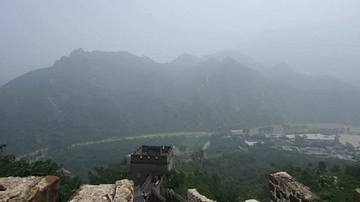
xmin=130 ymin=145 xmax=174 ymax=186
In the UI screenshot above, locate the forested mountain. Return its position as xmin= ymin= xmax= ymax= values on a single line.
xmin=1 ymin=49 xmax=360 ymax=154
xmin=203 ymin=50 xmax=360 ymax=90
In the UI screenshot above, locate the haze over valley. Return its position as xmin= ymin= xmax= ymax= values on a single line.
xmin=1 ymin=48 xmax=360 ymax=155
xmin=1 ymin=1 xmax=360 ymax=201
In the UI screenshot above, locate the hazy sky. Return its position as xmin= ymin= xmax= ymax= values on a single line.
xmin=1 ymin=0 xmax=359 ymax=85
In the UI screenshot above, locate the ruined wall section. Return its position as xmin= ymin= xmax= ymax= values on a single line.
xmin=269 ymin=172 xmax=315 ymax=202
xmin=69 ymin=179 xmax=134 ymax=202
xmin=0 ymin=175 xmax=60 ymax=202
xmin=187 ymin=189 xmax=216 ymax=202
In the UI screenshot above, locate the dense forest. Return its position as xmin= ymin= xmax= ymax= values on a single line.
xmin=2 ymin=132 xmax=360 ymax=201
xmin=166 ymin=135 xmax=360 ymax=201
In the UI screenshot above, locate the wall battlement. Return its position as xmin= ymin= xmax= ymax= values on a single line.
xmin=131 ymin=146 xmax=173 ymax=164
xmin=131 ymin=154 xmax=169 ymax=164
xmin=131 ymin=145 xmax=174 ymax=185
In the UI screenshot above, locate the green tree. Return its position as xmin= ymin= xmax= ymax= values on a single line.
xmin=178 ymin=145 xmax=187 ymax=152
xmin=0 ymin=144 xmax=80 ymax=202
xmin=318 ymin=161 xmax=327 ymax=172
xmin=88 ymin=167 xmax=129 ymax=184
xmin=331 ymin=164 xmax=341 ymax=172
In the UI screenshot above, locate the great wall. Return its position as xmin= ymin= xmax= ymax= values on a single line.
xmin=4 ymin=172 xmax=360 ymax=201
xmin=1 ymin=145 xmax=360 ymax=202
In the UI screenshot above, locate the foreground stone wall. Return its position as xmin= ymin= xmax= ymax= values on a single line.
xmin=0 ymin=176 xmax=60 ymax=202
xmin=269 ymin=172 xmax=315 ymax=202
xmin=165 ymin=189 xmax=187 ymax=202
xmin=187 ymin=189 xmax=216 ymax=202
xmin=148 ymin=187 xmax=165 ymax=202
xmin=69 ymin=179 xmax=134 ymax=202
xmin=355 ymin=188 xmax=360 ymax=202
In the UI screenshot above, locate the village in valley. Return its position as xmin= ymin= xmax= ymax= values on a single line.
xmin=232 ymin=124 xmax=360 ymax=161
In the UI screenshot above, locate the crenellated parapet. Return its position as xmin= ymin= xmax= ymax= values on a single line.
xmin=131 ymin=145 xmax=174 ymax=186
xmin=131 ymin=146 xmax=173 ymax=165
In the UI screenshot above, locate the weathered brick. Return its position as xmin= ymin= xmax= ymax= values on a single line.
xmin=276 ymin=190 xmax=280 ymax=198
xmin=269 ymin=182 xmax=275 ymax=192
xmin=270 ymin=175 xmax=279 ymax=185
xmin=270 ymin=193 xmax=276 ymax=202
xmin=30 ymin=176 xmax=60 ymax=202
xmin=0 ymin=176 xmax=59 ymax=202
xmin=270 ymin=172 xmax=314 ymax=202
xmin=289 ymin=194 xmax=299 ymax=202
xmin=187 ymin=189 xmax=216 ymax=202
xmin=69 ymin=179 xmax=134 ymax=202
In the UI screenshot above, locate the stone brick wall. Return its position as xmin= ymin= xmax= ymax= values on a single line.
xmin=165 ymin=189 xmax=187 ymax=202
xmin=148 ymin=187 xmax=165 ymax=202
xmin=69 ymin=179 xmax=134 ymax=202
xmin=187 ymin=189 xmax=216 ymax=202
xmin=115 ymin=180 xmax=134 ymax=202
xmin=0 ymin=175 xmax=60 ymax=202
xmin=131 ymin=145 xmax=174 ymax=186
xmin=269 ymin=172 xmax=315 ymax=202
xmin=140 ymin=174 xmax=152 ymax=192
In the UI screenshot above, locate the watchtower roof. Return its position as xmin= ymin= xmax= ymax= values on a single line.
xmin=133 ymin=145 xmax=172 ymax=156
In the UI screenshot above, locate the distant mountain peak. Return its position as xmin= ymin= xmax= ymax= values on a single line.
xmin=70 ymin=48 xmax=85 ymax=57
xmin=178 ymin=53 xmax=198 ymax=59
xmin=203 ymin=50 xmax=254 ymax=62
xmin=221 ymin=57 xmax=253 ymax=69
xmin=222 ymin=56 xmax=239 ymax=65
xmin=170 ymin=53 xmax=201 ymax=67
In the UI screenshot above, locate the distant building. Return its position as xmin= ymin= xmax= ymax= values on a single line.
xmin=130 ymin=145 xmax=174 ymax=186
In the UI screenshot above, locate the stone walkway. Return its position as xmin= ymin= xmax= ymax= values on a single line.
xmin=134 ymin=183 xmax=154 ymax=202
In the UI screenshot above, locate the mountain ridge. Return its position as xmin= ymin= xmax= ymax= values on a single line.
xmin=1 ymin=49 xmax=360 ymax=155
